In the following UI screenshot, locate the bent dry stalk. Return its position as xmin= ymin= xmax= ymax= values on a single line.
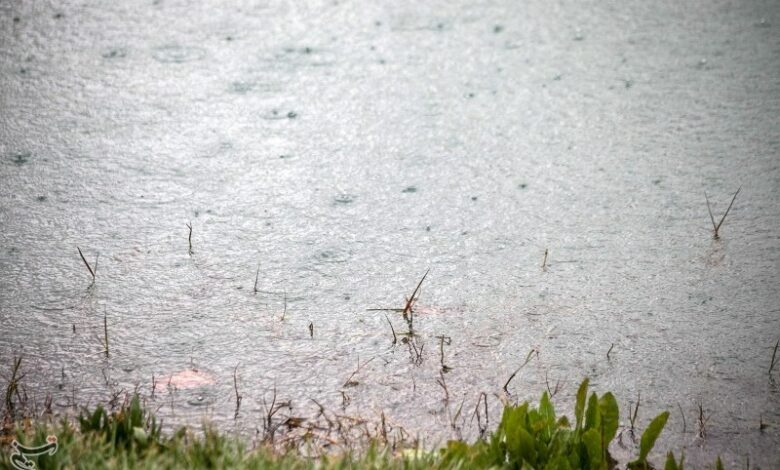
xmin=705 ymin=187 xmax=741 ymax=239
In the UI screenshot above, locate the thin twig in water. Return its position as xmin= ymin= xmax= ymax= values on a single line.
xmin=698 ymin=400 xmax=711 ymax=438
xmin=384 ymin=314 xmax=397 ymax=345
xmin=281 ymin=289 xmax=287 ymax=321
xmin=705 ymin=187 xmax=741 ymax=239
xmin=308 ymin=322 xmax=314 ymax=338
xmin=407 ymin=338 xmax=424 ymax=365
xmin=607 ymin=343 xmax=614 ymax=360
xmin=542 ymin=248 xmax=548 ymax=270
xmin=77 ymin=247 xmax=95 ymax=280
xmin=103 ymin=311 xmax=110 ymax=357
xmin=503 ymin=348 xmax=538 ymax=395
xmin=233 ymin=364 xmax=242 ymax=419
xmin=629 ymin=392 xmax=640 ymax=437
xmin=436 ymin=370 xmax=450 ymax=404
xmin=343 ymin=356 xmax=375 ymax=388
xmin=769 ymin=339 xmax=779 ymax=376
xmin=545 ymin=371 xmax=564 ymax=398
xmin=253 ymin=265 xmax=260 ymax=294
xmin=677 ymin=402 xmax=686 ymax=434
xmin=437 ymin=335 xmax=452 ymax=372
xmin=185 ymin=221 xmax=193 ymax=255
xmin=469 ymin=392 xmax=489 ymax=439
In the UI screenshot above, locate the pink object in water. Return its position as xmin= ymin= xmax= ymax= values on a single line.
xmin=160 ymin=369 xmax=215 ymax=389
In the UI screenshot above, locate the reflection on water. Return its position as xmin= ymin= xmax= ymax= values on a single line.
xmin=1 ymin=0 xmax=779 ymax=466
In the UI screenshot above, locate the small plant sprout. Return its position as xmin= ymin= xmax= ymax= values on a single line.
xmin=308 ymin=321 xmax=314 ymax=338
xmin=705 ymin=186 xmax=741 ymax=239
xmin=253 ymin=264 xmax=260 ymax=294
xmin=542 ymin=248 xmax=548 ymax=270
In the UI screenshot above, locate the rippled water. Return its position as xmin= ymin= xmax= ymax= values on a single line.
xmin=1 ymin=0 xmax=779 ymax=466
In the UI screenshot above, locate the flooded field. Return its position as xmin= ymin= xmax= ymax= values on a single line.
xmin=1 ymin=0 xmax=779 ymax=466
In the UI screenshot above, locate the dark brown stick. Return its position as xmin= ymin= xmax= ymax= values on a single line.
xmin=77 ymin=247 xmax=95 ymax=280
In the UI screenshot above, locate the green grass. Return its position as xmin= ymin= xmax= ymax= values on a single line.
xmin=1 ymin=381 xmax=710 ymax=469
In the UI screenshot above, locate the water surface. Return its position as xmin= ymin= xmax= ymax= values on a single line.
xmin=1 ymin=0 xmax=779 ymax=466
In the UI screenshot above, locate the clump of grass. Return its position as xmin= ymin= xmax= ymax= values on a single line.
xmin=1 ymin=381 xmax=728 ymax=469
xmin=705 ymin=187 xmax=741 ymax=239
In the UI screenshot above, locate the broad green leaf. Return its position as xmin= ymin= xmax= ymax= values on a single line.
xmin=582 ymin=428 xmax=604 ymax=470
xmin=575 ymin=379 xmax=589 ymax=431
xmin=598 ymin=392 xmax=620 ymax=446
xmin=544 ymin=454 xmax=573 ymax=470
xmin=585 ymin=393 xmax=601 ymax=431
xmin=517 ymin=427 xmax=537 ymax=464
xmin=638 ymin=411 xmax=669 ymax=462
xmin=133 ymin=426 xmax=147 ymax=445
xmin=539 ymin=391 xmax=556 ymax=438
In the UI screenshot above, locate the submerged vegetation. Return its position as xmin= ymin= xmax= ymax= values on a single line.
xmin=0 ymin=379 xmax=721 ymax=469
